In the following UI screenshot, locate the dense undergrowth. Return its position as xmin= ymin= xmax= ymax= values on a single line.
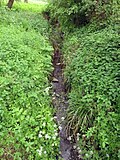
xmin=63 ymin=22 xmax=120 ymax=160
xmin=0 ymin=4 xmax=59 ymax=160
xmin=48 ymin=0 xmax=120 ymax=159
xmin=0 ymin=1 xmax=119 ymax=159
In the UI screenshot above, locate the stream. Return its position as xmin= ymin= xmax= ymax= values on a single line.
xmin=50 ymin=24 xmax=82 ymax=160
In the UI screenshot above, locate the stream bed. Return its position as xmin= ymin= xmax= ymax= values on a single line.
xmin=51 ymin=29 xmax=82 ymax=160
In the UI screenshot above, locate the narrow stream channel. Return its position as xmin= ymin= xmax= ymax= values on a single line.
xmin=50 ymin=26 xmax=82 ymax=160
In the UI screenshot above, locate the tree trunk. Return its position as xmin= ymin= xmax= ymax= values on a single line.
xmin=7 ymin=0 xmax=14 ymax=9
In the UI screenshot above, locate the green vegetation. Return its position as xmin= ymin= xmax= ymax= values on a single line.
xmin=0 ymin=0 xmax=119 ymax=159
xmin=63 ymin=23 xmax=120 ymax=159
xmin=48 ymin=0 xmax=119 ymax=29
xmin=48 ymin=0 xmax=120 ymax=159
xmin=14 ymin=2 xmax=48 ymax=12
xmin=0 ymin=4 xmax=59 ymax=160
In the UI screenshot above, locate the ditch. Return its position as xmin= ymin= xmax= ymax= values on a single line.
xmin=47 ymin=19 xmax=82 ymax=160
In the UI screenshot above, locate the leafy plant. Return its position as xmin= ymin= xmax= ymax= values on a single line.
xmin=48 ymin=0 xmax=114 ymax=29
xmin=0 ymin=5 xmax=59 ymax=160
xmin=63 ymin=16 xmax=120 ymax=160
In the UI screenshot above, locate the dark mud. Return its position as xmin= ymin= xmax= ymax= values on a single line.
xmin=51 ymin=32 xmax=82 ymax=160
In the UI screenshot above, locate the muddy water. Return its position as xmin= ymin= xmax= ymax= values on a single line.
xmin=51 ymin=42 xmax=82 ymax=160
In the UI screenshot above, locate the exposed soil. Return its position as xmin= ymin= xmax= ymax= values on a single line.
xmin=50 ymin=26 xmax=82 ymax=160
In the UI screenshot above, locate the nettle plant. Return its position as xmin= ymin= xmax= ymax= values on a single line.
xmin=0 ymin=8 xmax=59 ymax=160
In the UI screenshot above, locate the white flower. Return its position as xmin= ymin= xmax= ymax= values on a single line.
xmin=37 ymin=147 xmax=43 ymax=156
xmin=37 ymin=150 xmax=42 ymax=156
xmin=77 ymin=136 xmax=79 ymax=141
xmin=58 ymin=126 xmax=62 ymax=130
xmin=38 ymin=133 xmax=42 ymax=138
xmin=61 ymin=117 xmax=65 ymax=121
xmin=53 ymin=116 xmax=57 ymax=120
xmin=77 ymin=133 xmax=80 ymax=136
xmin=52 ymin=97 xmax=56 ymax=100
xmin=73 ymin=145 xmax=76 ymax=149
xmin=39 ymin=131 xmax=42 ymax=134
xmin=55 ymin=132 xmax=58 ymax=136
xmin=44 ymin=151 xmax=47 ymax=154
xmin=77 ymin=147 xmax=81 ymax=150
xmin=82 ymin=134 xmax=86 ymax=138
xmin=52 ymin=136 xmax=56 ymax=140
xmin=77 ymin=133 xmax=80 ymax=141
xmin=52 ymin=143 xmax=55 ymax=146
xmin=106 ymin=154 xmax=109 ymax=157
xmin=78 ymin=155 xmax=82 ymax=159
xmin=90 ymin=151 xmax=93 ymax=155
xmin=45 ymin=134 xmax=50 ymax=139
xmin=54 ymin=124 xmax=57 ymax=127
xmin=67 ymin=136 xmax=72 ymax=141
xmin=78 ymin=149 xmax=82 ymax=154
xmin=85 ymin=153 xmax=89 ymax=158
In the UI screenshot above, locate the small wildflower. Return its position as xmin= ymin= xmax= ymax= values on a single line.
xmin=82 ymin=134 xmax=86 ymax=138
xmin=106 ymin=154 xmax=109 ymax=157
xmin=54 ymin=143 xmax=58 ymax=146
xmin=52 ymin=136 xmax=56 ymax=140
xmin=78 ymin=155 xmax=82 ymax=159
xmin=54 ymin=124 xmax=57 ymax=127
xmin=38 ymin=133 xmax=42 ymax=138
xmin=44 ymin=151 xmax=47 ymax=154
xmin=77 ymin=133 xmax=80 ymax=140
xmin=52 ymin=97 xmax=56 ymax=100
xmin=45 ymin=134 xmax=50 ymax=139
xmin=85 ymin=153 xmax=89 ymax=158
xmin=90 ymin=151 xmax=93 ymax=155
xmin=67 ymin=136 xmax=72 ymax=141
xmin=55 ymin=132 xmax=58 ymax=136
xmin=77 ymin=147 xmax=80 ymax=150
xmin=59 ymin=151 xmax=61 ymax=155
xmin=77 ymin=133 xmax=80 ymax=136
xmin=77 ymin=136 xmax=79 ymax=141
xmin=37 ymin=147 xmax=43 ymax=156
xmin=37 ymin=150 xmax=42 ymax=156
xmin=61 ymin=117 xmax=65 ymax=121
xmin=73 ymin=145 xmax=76 ymax=149
xmin=58 ymin=126 xmax=62 ymax=130
xmin=39 ymin=131 xmax=42 ymax=134
xmin=78 ymin=149 xmax=82 ymax=154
